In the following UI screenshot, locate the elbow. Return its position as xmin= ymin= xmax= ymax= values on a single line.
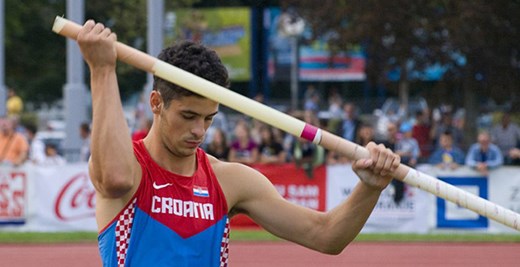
xmin=312 ymin=232 xmax=352 ymax=255
xmin=321 ymin=247 xmax=344 ymax=256
xmin=318 ymin=242 xmax=349 ymax=255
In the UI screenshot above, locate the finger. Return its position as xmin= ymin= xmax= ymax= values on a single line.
xmin=79 ymin=20 xmax=95 ymax=38
xmin=109 ymin=32 xmax=117 ymax=42
xmin=352 ymin=158 xmax=372 ymax=170
xmin=101 ymin=27 xmax=112 ymax=38
xmin=391 ymin=154 xmax=401 ymax=171
xmin=380 ymin=148 xmax=394 ymax=176
xmin=82 ymin=20 xmax=95 ymax=30
xmin=91 ymin=22 xmax=106 ymax=34
xmin=372 ymin=144 xmax=386 ymax=174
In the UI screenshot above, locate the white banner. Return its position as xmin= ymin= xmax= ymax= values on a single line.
xmin=0 ymin=164 xmax=97 ymax=232
xmin=1 ymin=163 xmax=520 ymax=233
xmin=326 ymin=164 xmax=433 ymax=233
xmin=485 ymin=167 xmax=520 ymax=233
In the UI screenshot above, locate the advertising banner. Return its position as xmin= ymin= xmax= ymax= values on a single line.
xmin=231 ymin=163 xmax=326 ymax=227
xmin=0 ymin=164 xmax=97 ymax=232
xmin=0 ymin=167 xmax=26 ymax=224
xmin=265 ymin=8 xmax=366 ymax=81
xmin=1 ymin=163 xmax=520 ymax=233
xmin=326 ymin=164 xmax=432 ymax=233
xmin=166 ymin=8 xmax=251 ymax=81
xmin=253 ymin=163 xmax=326 ymax=211
xmin=485 ymin=167 xmax=520 ymax=233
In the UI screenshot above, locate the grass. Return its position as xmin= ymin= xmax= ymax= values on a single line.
xmin=0 ymin=229 xmax=518 ymax=244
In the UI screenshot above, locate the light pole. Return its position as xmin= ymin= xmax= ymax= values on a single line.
xmin=63 ymin=0 xmax=88 ymax=162
xmin=143 ymin=0 xmax=164 ymax=119
xmin=278 ymin=8 xmax=305 ymax=111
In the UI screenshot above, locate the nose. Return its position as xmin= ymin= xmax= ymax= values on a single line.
xmin=191 ymin=119 xmax=206 ymax=139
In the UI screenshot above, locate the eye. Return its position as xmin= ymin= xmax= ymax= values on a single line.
xmin=205 ymin=116 xmax=215 ymax=121
xmin=182 ymin=114 xmax=196 ymax=120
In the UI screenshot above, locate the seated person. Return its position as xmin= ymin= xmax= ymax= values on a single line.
xmin=465 ymin=131 xmax=503 ymax=175
xmin=258 ymin=125 xmax=286 ymax=164
xmin=428 ymin=130 xmax=465 ymax=170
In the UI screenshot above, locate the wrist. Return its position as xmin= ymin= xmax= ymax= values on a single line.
xmin=90 ymin=65 xmax=116 ymax=73
xmin=358 ymin=180 xmax=387 ymax=193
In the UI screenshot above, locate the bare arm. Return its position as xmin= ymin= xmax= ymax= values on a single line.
xmin=224 ymin=142 xmax=399 ymax=255
xmin=77 ymin=21 xmax=139 ymax=198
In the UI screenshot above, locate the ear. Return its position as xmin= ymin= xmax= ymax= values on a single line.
xmin=150 ymin=91 xmax=162 ymax=114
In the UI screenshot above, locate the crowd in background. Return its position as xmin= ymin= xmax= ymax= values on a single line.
xmin=2 ymin=86 xmax=520 ymax=184
xmin=0 ymin=88 xmax=90 ymax=166
xmin=192 ymin=87 xmax=520 ymax=173
xmin=194 ymin=86 xmax=520 ymax=197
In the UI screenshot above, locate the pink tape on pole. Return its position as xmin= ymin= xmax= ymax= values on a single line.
xmin=300 ymin=124 xmax=318 ymax=142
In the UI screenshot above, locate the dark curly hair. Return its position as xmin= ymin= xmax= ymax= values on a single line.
xmin=153 ymin=40 xmax=230 ymax=107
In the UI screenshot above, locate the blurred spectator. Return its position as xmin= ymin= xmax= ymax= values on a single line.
xmin=412 ymin=110 xmax=433 ymax=162
xmin=381 ymin=122 xmax=399 ymax=150
xmin=490 ymin=112 xmax=520 ymax=165
xmin=6 ymin=88 xmax=23 ymax=117
xmin=25 ymin=123 xmax=46 ymax=164
xmin=206 ymin=128 xmax=229 ymax=161
xmin=79 ymin=122 xmax=91 ymax=162
xmin=335 ymin=102 xmax=361 ymax=142
xmin=327 ymin=88 xmax=343 ymax=120
xmin=328 ymin=123 xmax=375 ymax=165
xmin=465 ymin=131 xmax=503 ymax=175
xmin=395 ymin=122 xmax=420 ymax=205
xmin=304 ymin=91 xmax=321 ymax=113
xmin=0 ymin=117 xmax=29 ymax=166
xmin=428 ymin=130 xmax=465 ymax=170
xmin=509 ymin=147 xmax=520 ymax=165
xmin=203 ymin=111 xmax=230 ymax=149
xmin=431 ymin=112 xmax=464 ymax=149
xmin=381 ymin=122 xmax=405 ymax=204
xmin=326 ymin=89 xmax=343 ymax=134
xmin=228 ymin=120 xmax=258 ymax=164
xmin=303 ymin=84 xmax=318 ymax=104
xmin=293 ymin=138 xmax=325 ymax=178
xmin=258 ymin=125 xmax=286 ymax=164
xmin=42 ymin=143 xmax=66 ymax=165
xmin=293 ymin=110 xmax=325 ymax=177
xmin=250 ymin=118 xmax=265 ymax=145
xmin=396 ymin=122 xmax=420 ymax=168
xmin=132 ymin=118 xmax=153 ymax=141
xmin=356 ymin=124 xmax=375 ymax=147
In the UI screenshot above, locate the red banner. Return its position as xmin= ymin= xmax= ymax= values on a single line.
xmin=231 ymin=163 xmax=326 ymax=228
xmin=0 ymin=170 xmax=26 ymax=223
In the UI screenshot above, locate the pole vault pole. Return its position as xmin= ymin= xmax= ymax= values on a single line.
xmin=51 ymin=16 xmax=520 ymax=231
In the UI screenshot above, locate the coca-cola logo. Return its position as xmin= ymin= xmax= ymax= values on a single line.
xmin=54 ymin=172 xmax=95 ymax=221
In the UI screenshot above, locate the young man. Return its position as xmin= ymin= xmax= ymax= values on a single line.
xmin=77 ymin=20 xmax=400 ymax=266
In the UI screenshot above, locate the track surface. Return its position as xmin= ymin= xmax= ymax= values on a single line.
xmin=1 ymin=241 xmax=518 ymax=266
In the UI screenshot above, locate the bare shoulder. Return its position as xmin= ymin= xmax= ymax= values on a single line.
xmin=207 ymin=154 xmax=279 ymax=212
xmin=208 ymin=155 xmax=260 ymax=179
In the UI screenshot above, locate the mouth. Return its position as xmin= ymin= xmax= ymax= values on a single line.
xmin=185 ymin=140 xmax=201 ymax=148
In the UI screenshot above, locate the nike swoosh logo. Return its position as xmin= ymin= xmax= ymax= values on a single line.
xmin=153 ymin=182 xmax=173 ymax=190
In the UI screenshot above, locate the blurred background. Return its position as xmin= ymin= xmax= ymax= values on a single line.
xmin=1 ymin=0 xmax=519 ymax=158
xmin=1 ymin=0 xmax=520 ymax=236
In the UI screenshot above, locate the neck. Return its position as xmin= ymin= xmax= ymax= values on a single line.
xmin=143 ymin=137 xmax=198 ymax=176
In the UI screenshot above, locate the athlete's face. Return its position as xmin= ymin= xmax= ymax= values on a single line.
xmin=158 ymin=95 xmax=219 ymax=157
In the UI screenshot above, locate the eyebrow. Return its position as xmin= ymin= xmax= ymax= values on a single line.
xmin=181 ymin=110 xmax=219 ymax=117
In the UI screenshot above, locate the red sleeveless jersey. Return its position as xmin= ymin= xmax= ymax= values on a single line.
xmin=98 ymin=140 xmax=230 ymax=266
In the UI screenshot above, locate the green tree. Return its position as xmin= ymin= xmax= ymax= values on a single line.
xmin=5 ymin=0 xmax=66 ymax=106
xmin=5 ymin=0 xmax=201 ymax=107
xmin=282 ymin=0 xmax=520 ymax=144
